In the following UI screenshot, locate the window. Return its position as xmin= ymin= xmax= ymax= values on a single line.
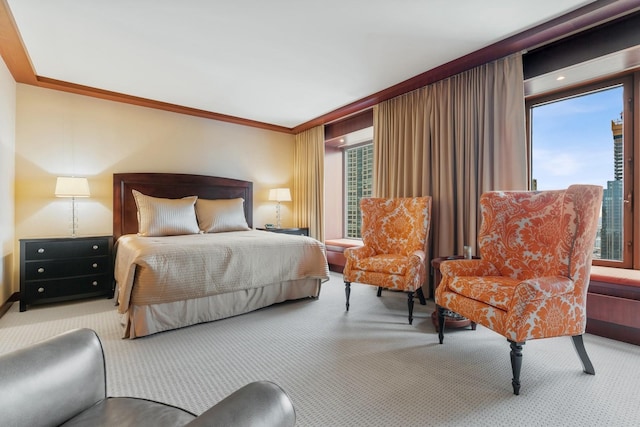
xmin=527 ymin=77 xmax=634 ymax=267
xmin=344 ymin=142 xmax=373 ymax=238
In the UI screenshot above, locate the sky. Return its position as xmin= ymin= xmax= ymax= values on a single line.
xmin=531 ymin=85 xmax=623 ymax=191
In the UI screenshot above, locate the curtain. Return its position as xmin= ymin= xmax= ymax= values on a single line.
xmin=374 ymin=53 xmax=527 ymax=288
xmin=293 ymin=125 xmax=325 ymax=241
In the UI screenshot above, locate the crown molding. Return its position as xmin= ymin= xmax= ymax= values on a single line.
xmin=35 ymin=76 xmax=292 ymax=133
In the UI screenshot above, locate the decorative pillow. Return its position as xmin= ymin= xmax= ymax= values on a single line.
xmin=132 ymin=190 xmax=200 ymax=237
xmin=196 ymin=198 xmax=250 ymax=233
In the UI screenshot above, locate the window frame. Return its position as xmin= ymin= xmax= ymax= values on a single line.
xmin=525 ymin=74 xmax=636 ymax=268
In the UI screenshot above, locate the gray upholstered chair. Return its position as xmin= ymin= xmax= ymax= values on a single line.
xmin=0 ymin=328 xmax=296 ymax=427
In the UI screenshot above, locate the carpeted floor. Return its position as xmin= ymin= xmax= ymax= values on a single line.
xmin=1 ymin=271 xmax=639 ymax=426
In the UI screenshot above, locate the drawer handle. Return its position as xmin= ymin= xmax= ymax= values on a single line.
xmin=38 ymin=287 xmax=45 ymax=293
xmin=92 ymin=263 xmax=98 ymax=268
xmin=92 ymin=281 xmax=98 ymax=286
xmin=37 ymin=248 xmax=45 ymax=254
xmin=37 ymin=267 xmax=45 ymax=274
xmin=92 ymin=245 xmax=99 ymax=250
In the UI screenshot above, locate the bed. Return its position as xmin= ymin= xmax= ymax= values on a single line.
xmin=113 ymin=173 xmax=329 ymax=338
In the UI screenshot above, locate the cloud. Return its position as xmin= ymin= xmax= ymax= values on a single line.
xmin=533 ymin=148 xmax=614 ymax=190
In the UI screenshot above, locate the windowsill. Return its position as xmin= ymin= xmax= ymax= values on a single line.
xmin=590 ymin=266 xmax=640 ymax=288
xmin=587 ymin=266 xmax=640 ymax=344
xmin=324 ymin=239 xmax=363 ymax=273
xmin=324 ymin=238 xmax=363 ymax=249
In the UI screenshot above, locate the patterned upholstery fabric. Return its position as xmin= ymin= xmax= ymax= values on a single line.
xmin=344 ymin=197 xmax=432 ymax=292
xmin=435 ymin=185 xmax=603 ymax=343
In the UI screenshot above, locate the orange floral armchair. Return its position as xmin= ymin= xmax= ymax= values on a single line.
xmin=344 ymin=197 xmax=432 ymax=324
xmin=435 ymin=185 xmax=603 ymax=394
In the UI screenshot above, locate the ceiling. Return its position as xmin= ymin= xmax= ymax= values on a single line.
xmin=2 ymin=0 xmax=629 ymax=131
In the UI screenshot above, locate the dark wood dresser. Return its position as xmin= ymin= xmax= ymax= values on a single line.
xmin=256 ymin=227 xmax=309 ymax=236
xmin=19 ymin=236 xmax=114 ymax=312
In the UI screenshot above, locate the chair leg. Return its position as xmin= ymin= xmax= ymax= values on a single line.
xmin=572 ymin=335 xmax=595 ymax=375
xmin=416 ymin=287 xmax=426 ymax=305
xmin=436 ymin=305 xmax=445 ymax=343
xmin=377 ymin=286 xmax=382 ymax=297
xmin=407 ymin=291 xmax=415 ymax=324
xmin=344 ymin=281 xmax=351 ymax=311
xmin=509 ymin=340 xmax=525 ymax=395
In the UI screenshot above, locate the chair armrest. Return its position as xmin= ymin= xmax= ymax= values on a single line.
xmin=506 ymin=276 xmax=577 ymax=341
xmin=407 ymin=250 xmax=426 ymax=268
xmin=185 ymin=381 xmax=296 ymax=427
xmin=344 ymin=245 xmax=375 ymax=261
xmin=0 ymin=328 xmax=106 ymax=427
xmin=439 ymin=259 xmax=499 ymax=278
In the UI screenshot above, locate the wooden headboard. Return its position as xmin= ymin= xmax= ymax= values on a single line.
xmin=113 ymin=173 xmax=253 ymax=241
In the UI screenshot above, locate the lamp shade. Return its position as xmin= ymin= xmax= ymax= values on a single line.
xmin=55 ymin=177 xmax=91 ymax=197
xmin=268 ymin=188 xmax=291 ymax=202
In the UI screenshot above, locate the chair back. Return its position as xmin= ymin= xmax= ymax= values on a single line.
xmin=0 ymin=328 xmax=107 ymax=427
xmin=564 ymin=185 xmax=603 ymax=300
xmin=478 ymin=185 xmax=602 ymax=289
xmin=360 ymin=197 xmax=431 ymax=256
xmin=479 ymin=189 xmax=565 ymax=280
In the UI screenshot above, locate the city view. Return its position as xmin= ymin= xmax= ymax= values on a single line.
xmin=531 ymin=85 xmax=624 ymax=261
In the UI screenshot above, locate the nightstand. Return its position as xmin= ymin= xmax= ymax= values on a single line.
xmin=256 ymin=227 xmax=309 ymax=236
xmin=431 ymin=256 xmax=477 ymax=331
xmin=19 ymin=236 xmax=114 ymax=312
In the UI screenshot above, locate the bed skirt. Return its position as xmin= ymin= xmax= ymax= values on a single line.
xmin=121 ymin=278 xmax=321 ymax=338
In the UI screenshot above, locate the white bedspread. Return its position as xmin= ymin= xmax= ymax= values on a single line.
xmin=115 ymin=230 xmax=329 ymax=313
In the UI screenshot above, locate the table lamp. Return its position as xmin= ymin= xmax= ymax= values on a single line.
xmin=55 ymin=176 xmax=90 ymax=237
xmin=268 ymin=188 xmax=291 ymax=229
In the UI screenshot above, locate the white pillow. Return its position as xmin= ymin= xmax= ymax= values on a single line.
xmin=132 ymin=190 xmax=200 ymax=237
xmin=196 ymin=198 xmax=250 ymax=233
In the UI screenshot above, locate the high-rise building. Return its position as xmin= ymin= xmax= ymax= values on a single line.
xmin=600 ymin=119 xmax=623 ymax=260
xmin=345 ymin=143 xmax=373 ymax=238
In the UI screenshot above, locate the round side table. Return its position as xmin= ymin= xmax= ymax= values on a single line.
xmin=431 ymin=256 xmax=478 ymax=331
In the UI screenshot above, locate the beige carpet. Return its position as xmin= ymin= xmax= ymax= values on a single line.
xmin=1 ymin=272 xmax=639 ymax=426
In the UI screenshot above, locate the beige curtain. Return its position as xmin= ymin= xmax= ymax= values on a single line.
xmin=374 ymin=53 xmax=527 ymax=284
xmin=293 ymin=125 xmax=325 ymax=241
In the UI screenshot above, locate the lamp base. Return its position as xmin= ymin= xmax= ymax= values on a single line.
xmin=276 ymin=202 xmax=282 ymax=228
xmin=70 ymin=196 xmax=79 ymax=237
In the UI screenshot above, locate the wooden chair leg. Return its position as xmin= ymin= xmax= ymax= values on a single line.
xmin=407 ymin=291 xmax=414 ymax=324
xmin=344 ymin=281 xmax=351 ymax=311
xmin=572 ymin=335 xmax=595 ymax=375
xmin=416 ymin=287 xmax=426 ymax=305
xmin=377 ymin=286 xmax=382 ymax=297
xmin=436 ymin=305 xmax=445 ymax=343
xmin=509 ymin=340 xmax=525 ymax=395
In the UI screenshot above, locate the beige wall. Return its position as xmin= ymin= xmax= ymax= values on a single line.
xmin=0 ymin=58 xmax=16 ymax=303
xmin=13 ymin=84 xmax=295 ymax=294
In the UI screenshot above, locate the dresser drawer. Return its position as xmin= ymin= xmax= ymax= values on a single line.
xmin=19 ymin=236 xmax=114 ymax=312
xmin=23 ymin=256 xmax=109 ymax=280
xmin=23 ymin=275 xmax=111 ymax=300
xmin=23 ymin=238 xmax=110 ymax=260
